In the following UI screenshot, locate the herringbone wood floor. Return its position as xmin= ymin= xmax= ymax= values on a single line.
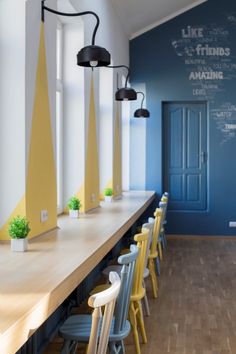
xmin=44 ymin=238 xmax=236 ymax=354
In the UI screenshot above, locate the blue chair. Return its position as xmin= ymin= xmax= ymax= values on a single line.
xmin=59 ymin=244 xmax=139 ymax=354
xmin=159 ymin=200 xmax=168 ymax=251
xmin=102 ymin=223 xmax=153 ymax=317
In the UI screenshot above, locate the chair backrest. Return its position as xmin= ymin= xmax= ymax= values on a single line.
xmin=113 ymin=244 xmax=139 ymax=334
xmin=160 ymin=192 xmax=169 ymax=223
xmin=87 ymin=272 xmax=121 ymax=354
xmin=131 ymin=228 xmax=149 ymax=297
xmin=142 ymin=222 xmax=154 ymax=267
xmin=150 ymin=208 xmax=163 ymax=254
xmin=159 ymin=201 xmax=167 ymax=227
xmin=162 ymin=191 xmax=169 ymax=199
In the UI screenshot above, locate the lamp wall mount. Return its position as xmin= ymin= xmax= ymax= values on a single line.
xmin=107 ymin=65 xmax=130 ymax=88
xmin=106 ymin=65 xmax=137 ymax=101
xmin=41 ymin=0 xmax=111 ymax=67
xmin=41 ymin=1 xmax=99 ymax=45
xmin=136 ymin=91 xmax=145 ymax=109
xmin=134 ymin=91 xmax=150 ymax=118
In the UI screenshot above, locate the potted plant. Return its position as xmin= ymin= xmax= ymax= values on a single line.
xmin=8 ymin=215 xmax=30 ymax=252
xmin=104 ymin=188 xmax=113 ymax=202
xmin=67 ymin=196 xmax=81 ymax=218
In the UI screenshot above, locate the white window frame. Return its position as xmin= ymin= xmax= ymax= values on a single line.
xmin=56 ymin=21 xmax=64 ymax=214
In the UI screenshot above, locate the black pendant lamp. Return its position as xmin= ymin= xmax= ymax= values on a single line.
xmin=107 ymin=65 xmax=137 ymax=101
xmin=134 ymin=92 xmax=150 ymax=118
xmin=41 ymin=0 xmax=110 ymax=68
xmin=116 ymin=87 xmax=137 ymax=101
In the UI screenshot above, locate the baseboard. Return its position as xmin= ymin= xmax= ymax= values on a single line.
xmin=166 ymin=234 xmax=236 ymax=240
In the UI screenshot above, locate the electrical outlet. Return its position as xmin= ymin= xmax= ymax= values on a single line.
xmin=41 ymin=210 xmax=48 ymax=223
xmin=229 ymin=221 xmax=236 ymax=227
xmin=91 ymin=193 xmax=96 ymax=202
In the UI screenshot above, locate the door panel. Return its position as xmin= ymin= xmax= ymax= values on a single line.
xmin=164 ymin=102 xmax=207 ymax=211
xmin=187 ymin=174 xmax=199 ymax=201
xmin=170 ymin=174 xmax=183 ymax=201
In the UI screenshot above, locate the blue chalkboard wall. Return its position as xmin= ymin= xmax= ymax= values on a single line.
xmin=130 ymin=0 xmax=236 ymax=235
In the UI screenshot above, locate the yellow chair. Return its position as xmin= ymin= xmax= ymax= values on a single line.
xmin=129 ymin=227 xmax=149 ymax=354
xmin=147 ymin=208 xmax=163 ymax=298
xmin=150 ymin=207 xmax=164 ymax=262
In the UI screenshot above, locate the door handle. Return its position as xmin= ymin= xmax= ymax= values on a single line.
xmin=199 ymin=151 xmax=207 ymax=163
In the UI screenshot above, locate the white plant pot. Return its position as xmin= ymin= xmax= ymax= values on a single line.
xmin=11 ymin=238 xmax=28 ymax=252
xmin=69 ymin=209 xmax=79 ymax=218
xmin=104 ymin=196 xmax=113 ymax=202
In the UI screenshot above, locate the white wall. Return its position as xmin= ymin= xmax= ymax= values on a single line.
xmin=63 ymin=21 xmax=85 ymax=206
xmin=0 ymin=0 xmax=25 ymax=226
xmin=70 ymin=0 xmax=130 ymax=189
xmin=130 ymin=83 xmax=147 ymax=190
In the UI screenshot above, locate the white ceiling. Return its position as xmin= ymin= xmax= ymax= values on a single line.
xmin=111 ymin=0 xmax=207 ymax=39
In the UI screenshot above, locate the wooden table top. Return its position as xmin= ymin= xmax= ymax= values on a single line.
xmin=0 ymin=190 xmax=155 ymax=354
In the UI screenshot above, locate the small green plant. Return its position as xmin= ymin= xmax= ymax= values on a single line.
xmin=67 ymin=196 xmax=81 ymax=210
xmin=8 ymin=216 xmax=30 ymax=239
xmin=104 ymin=188 xmax=113 ymax=197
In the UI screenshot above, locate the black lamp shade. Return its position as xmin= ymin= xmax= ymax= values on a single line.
xmin=134 ymin=108 xmax=150 ymax=118
xmin=115 ymin=87 xmax=137 ymax=101
xmin=77 ymin=45 xmax=111 ymax=67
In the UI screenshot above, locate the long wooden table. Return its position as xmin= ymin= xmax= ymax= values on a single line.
xmin=0 ymin=191 xmax=155 ymax=354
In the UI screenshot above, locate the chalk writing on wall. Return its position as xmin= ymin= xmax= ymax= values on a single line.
xmin=171 ymin=22 xmax=236 ymax=144
xmin=212 ymin=102 xmax=236 ymax=144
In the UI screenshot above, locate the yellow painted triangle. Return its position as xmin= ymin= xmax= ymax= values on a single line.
xmin=26 ymin=24 xmax=57 ymax=237
xmin=113 ymin=104 xmax=122 ymax=197
xmin=84 ymin=75 xmax=100 ymax=211
xmin=76 ymin=184 xmax=85 ymax=213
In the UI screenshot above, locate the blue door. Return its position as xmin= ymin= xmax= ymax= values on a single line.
xmin=163 ymin=102 xmax=207 ymax=211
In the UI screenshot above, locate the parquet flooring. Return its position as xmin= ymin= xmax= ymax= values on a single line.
xmin=44 ymin=238 xmax=236 ymax=354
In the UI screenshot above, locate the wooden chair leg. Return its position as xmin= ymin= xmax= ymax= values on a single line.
xmin=120 ymin=340 xmax=125 ymax=354
xmin=158 ymin=241 xmax=163 ymax=261
xmin=85 ymin=343 xmax=89 ymax=354
xmin=149 ymin=259 xmax=158 ymax=298
xmin=71 ymin=341 xmax=78 ymax=354
xmin=129 ymin=301 xmax=141 ymax=354
xmin=111 ymin=340 xmax=125 ymax=354
xmin=160 ymin=227 xmax=167 ymax=251
xmin=143 ymin=293 xmax=150 ymax=316
xmin=136 ymin=300 xmax=147 ymax=344
xmin=142 ymin=280 xmax=150 ymax=316
xmin=163 ymin=231 xmax=167 ymax=249
xmin=155 ymin=256 xmax=161 ymax=276
xmin=109 ymin=341 xmax=118 ymax=354
xmin=60 ymin=340 xmax=73 ymax=354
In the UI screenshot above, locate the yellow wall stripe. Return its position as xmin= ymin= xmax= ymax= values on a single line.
xmin=26 ymin=24 xmax=57 ymax=237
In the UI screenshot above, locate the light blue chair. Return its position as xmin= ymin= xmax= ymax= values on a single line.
xmin=102 ymin=223 xmax=153 ymax=316
xmin=161 ymin=192 xmax=169 ymax=229
xmin=59 ymin=244 xmax=139 ymax=354
xmin=159 ymin=199 xmax=168 ymax=250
